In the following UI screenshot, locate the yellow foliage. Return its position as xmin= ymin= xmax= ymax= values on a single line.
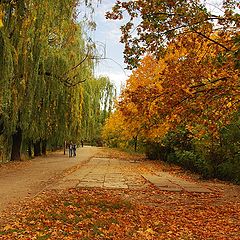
xmin=0 ymin=4 xmax=4 ymax=28
xmin=146 ymin=122 xmax=171 ymax=140
xmin=103 ymin=30 xmax=239 ymax=145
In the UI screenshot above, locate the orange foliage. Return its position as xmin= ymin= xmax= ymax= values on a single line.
xmin=103 ymin=31 xmax=239 ymax=142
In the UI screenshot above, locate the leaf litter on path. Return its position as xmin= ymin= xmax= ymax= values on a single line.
xmin=0 ymin=148 xmax=239 ymax=239
xmin=0 ymin=187 xmax=239 ymax=240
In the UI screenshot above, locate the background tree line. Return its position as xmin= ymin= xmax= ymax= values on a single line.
xmin=0 ymin=0 xmax=115 ymax=161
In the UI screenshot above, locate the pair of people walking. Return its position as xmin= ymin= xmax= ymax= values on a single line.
xmin=69 ymin=142 xmax=76 ymax=157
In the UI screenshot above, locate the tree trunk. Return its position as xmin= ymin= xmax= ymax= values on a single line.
xmin=134 ymin=136 xmax=138 ymax=152
xmin=0 ymin=114 xmax=4 ymax=135
xmin=64 ymin=141 xmax=66 ymax=155
xmin=42 ymin=140 xmax=47 ymax=156
xmin=11 ymin=127 xmax=22 ymax=161
xmin=34 ymin=141 xmax=41 ymax=156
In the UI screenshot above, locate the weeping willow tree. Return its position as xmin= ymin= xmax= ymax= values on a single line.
xmin=0 ymin=0 xmax=99 ymax=161
xmin=81 ymin=76 xmax=116 ymax=145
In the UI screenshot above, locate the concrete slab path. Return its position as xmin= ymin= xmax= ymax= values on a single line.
xmin=142 ymin=172 xmax=211 ymax=193
xmin=0 ymin=146 xmax=213 ymax=215
xmin=50 ymin=154 xmax=211 ymax=193
xmin=51 ymin=156 xmax=146 ymax=190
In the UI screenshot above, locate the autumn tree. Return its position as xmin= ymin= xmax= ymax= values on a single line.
xmin=102 ymin=0 xmax=239 ymax=181
xmin=104 ymin=0 xmax=239 ymax=140
xmin=115 ymin=31 xmax=239 ymax=139
xmin=104 ymin=32 xmax=238 ymax=134
xmin=102 ymin=110 xmax=128 ymax=148
xmin=102 ymin=30 xmax=239 ymax=180
xmin=106 ymin=0 xmax=239 ymax=69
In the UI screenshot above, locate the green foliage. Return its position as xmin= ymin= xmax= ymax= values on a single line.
xmin=81 ymin=76 xmax=115 ymax=144
xmin=216 ymin=159 xmax=240 ymax=183
xmin=175 ymin=150 xmax=213 ymax=178
xmin=145 ymin=143 xmax=169 ymax=161
xmin=145 ymin=117 xmax=240 ymax=183
xmin=0 ymin=1 xmax=115 ymax=160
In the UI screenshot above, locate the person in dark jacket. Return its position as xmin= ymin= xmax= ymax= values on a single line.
xmin=69 ymin=142 xmax=73 ymax=157
xmin=73 ymin=143 xmax=76 ymax=157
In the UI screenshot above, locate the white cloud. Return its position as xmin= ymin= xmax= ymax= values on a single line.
xmin=89 ymin=1 xmax=130 ymax=96
xmin=204 ymin=0 xmax=224 ymax=15
xmin=106 ymin=27 xmax=122 ymax=41
xmin=95 ymin=1 xmax=114 ymax=21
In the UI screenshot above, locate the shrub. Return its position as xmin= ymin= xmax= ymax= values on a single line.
xmin=145 ymin=142 xmax=173 ymax=161
xmin=216 ymin=158 xmax=240 ymax=183
xmin=175 ymin=150 xmax=197 ymax=170
xmin=166 ymin=151 xmax=178 ymax=163
xmin=165 ymin=149 xmax=213 ymax=178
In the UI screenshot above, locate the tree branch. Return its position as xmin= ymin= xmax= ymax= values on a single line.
xmin=191 ymin=29 xmax=232 ymax=51
xmin=190 ymin=77 xmax=228 ymax=89
xmin=63 ymin=47 xmax=91 ymax=77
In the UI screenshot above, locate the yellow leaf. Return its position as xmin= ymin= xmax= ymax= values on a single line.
xmin=227 ymin=102 xmax=232 ymax=108
xmin=146 ymin=228 xmax=156 ymax=234
xmin=3 ymin=224 xmax=13 ymax=231
xmin=0 ymin=5 xmax=3 ymax=28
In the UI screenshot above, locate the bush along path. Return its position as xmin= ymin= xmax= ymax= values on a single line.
xmin=0 ymin=148 xmax=239 ymax=239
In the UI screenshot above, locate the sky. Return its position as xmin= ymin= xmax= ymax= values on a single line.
xmin=79 ymin=0 xmax=225 ymax=92
xmin=80 ymin=0 xmax=132 ymax=92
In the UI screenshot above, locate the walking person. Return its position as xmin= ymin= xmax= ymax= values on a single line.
xmin=73 ymin=143 xmax=76 ymax=157
xmin=69 ymin=142 xmax=73 ymax=157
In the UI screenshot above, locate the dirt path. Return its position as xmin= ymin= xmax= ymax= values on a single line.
xmin=0 ymin=146 xmax=101 ymax=213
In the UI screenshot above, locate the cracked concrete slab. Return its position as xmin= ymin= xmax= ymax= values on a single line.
xmin=142 ymin=173 xmax=211 ymax=193
xmin=50 ymin=156 xmax=211 ymax=193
